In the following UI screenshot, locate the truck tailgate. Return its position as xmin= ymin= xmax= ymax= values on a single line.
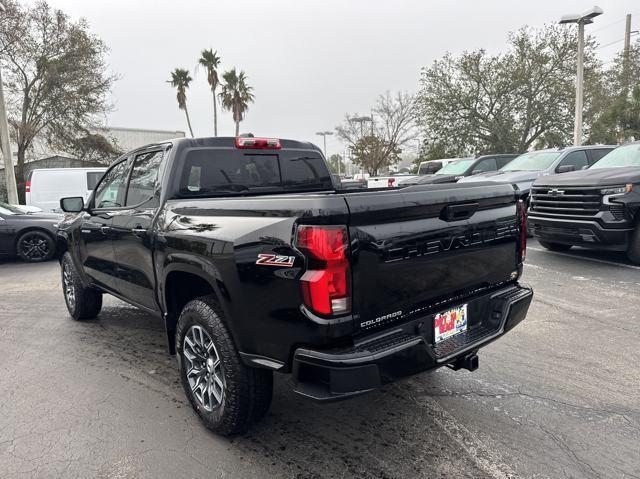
xmin=344 ymin=183 xmax=521 ymax=331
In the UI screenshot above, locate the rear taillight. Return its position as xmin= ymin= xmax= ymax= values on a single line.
xmin=295 ymin=225 xmax=351 ymax=316
xmin=25 ymin=181 xmax=31 ymax=193
xmin=519 ymin=199 xmax=527 ymax=262
xmin=235 ymin=137 xmax=281 ymax=149
xmin=387 ymin=178 xmax=395 ymax=188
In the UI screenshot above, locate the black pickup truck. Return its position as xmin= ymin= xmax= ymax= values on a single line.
xmin=56 ymin=136 xmax=532 ymax=435
xmin=529 ymin=142 xmax=640 ymax=263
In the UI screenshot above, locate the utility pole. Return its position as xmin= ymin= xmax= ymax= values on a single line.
xmin=560 ymin=6 xmax=603 ymax=147
xmin=623 ymin=14 xmax=632 ymax=92
xmin=0 ymin=2 xmax=18 ymax=205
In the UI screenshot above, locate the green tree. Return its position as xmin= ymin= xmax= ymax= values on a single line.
xmin=336 ymin=92 xmax=417 ymax=175
xmin=56 ymin=131 xmax=122 ymax=165
xmin=168 ymin=68 xmax=194 ymax=138
xmin=417 ymin=24 xmax=599 ymax=154
xmin=588 ymin=38 xmax=640 ymax=143
xmin=327 ymin=153 xmax=345 ymax=174
xmin=0 ymin=0 xmax=116 ymax=201
xmin=351 ymin=135 xmax=401 ymax=176
xmin=198 ymin=49 xmax=222 ymax=136
xmin=219 ymin=68 xmax=254 ymax=136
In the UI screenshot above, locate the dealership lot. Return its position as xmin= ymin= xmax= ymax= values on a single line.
xmin=0 ymin=240 xmax=638 ymax=479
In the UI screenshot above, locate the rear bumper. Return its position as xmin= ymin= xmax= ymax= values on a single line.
xmin=528 ymin=214 xmax=632 ymax=250
xmin=292 ymin=283 xmax=533 ymax=401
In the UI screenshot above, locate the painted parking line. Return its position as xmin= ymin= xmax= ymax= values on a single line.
xmin=528 ymin=247 xmax=640 ymax=271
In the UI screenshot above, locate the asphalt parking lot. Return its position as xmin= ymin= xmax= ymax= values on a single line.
xmin=1 ymin=239 xmax=638 ymax=479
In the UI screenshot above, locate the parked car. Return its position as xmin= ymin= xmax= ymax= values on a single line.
xmin=399 ymin=154 xmax=519 ymax=186
xmin=528 ymin=141 xmax=640 ymax=263
xmin=366 ymin=173 xmax=417 ymax=188
xmin=332 ymin=174 xmax=367 ymax=190
xmin=26 ymin=167 xmax=107 ymax=212
xmin=0 ymin=201 xmax=61 ymax=262
xmin=458 ymin=146 xmax=615 ymax=202
xmin=57 ymin=136 xmax=532 ymax=436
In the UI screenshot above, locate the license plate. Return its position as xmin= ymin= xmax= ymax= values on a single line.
xmin=434 ymin=304 xmax=468 ymax=343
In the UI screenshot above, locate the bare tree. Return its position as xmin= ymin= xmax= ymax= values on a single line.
xmin=336 ymin=92 xmax=418 ymax=175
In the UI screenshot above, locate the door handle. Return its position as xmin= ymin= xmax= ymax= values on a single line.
xmin=132 ymin=227 xmax=147 ymax=238
xmin=100 ymin=225 xmax=111 ymax=235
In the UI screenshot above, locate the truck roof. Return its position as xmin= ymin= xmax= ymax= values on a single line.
xmin=142 ymin=136 xmax=322 ymax=154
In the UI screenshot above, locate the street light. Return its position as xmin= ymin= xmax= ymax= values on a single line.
xmin=315 ymin=130 xmax=334 ymax=158
xmin=560 ymin=6 xmax=603 ymax=146
xmin=349 ymin=116 xmax=372 ymax=137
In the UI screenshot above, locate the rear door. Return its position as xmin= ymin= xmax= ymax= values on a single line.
xmin=345 ymin=183 xmax=520 ymax=330
xmin=79 ymin=159 xmax=129 ymax=291
xmin=110 ymin=149 xmax=165 ymax=312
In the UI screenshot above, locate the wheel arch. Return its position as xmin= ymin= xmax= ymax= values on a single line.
xmin=162 ymin=264 xmax=236 ymax=355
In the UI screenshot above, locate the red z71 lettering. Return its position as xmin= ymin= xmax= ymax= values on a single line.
xmin=256 ymin=253 xmax=296 ymax=267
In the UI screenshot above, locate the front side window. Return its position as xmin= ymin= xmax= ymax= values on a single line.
xmin=126 ymin=151 xmax=164 ymax=206
xmin=558 ymin=150 xmax=588 ymax=171
xmin=94 ymin=160 xmax=128 ymax=209
xmin=471 ymin=158 xmax=498 ymax=174
xmin=435 ymin=159 xmax=475 ymax=175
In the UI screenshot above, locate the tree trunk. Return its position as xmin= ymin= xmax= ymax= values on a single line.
xmin=16 ymin=145 xmax=26 ymax=204
xmin=235 ymin=120 xmax=240 ymax=137
xmin=213 ymin=91 xmax=218 ymax=137
xmin=183 ymin=104 xmax=194 ymax=138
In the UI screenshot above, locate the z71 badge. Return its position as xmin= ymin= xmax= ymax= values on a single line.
xmin=256 ymin=253 xmax=296 ymax=267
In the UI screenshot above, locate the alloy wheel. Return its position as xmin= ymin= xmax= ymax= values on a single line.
xmin=62 ymin=262 xmax=76 ymax=309
xmin=183 ymin=325 xmax=225 ymax=411
xmin=20 ymin=233 xmax=50 ymax=261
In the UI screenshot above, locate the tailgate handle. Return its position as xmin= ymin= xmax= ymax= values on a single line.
xmin=440 ymin=202 xmax=479 ymax=221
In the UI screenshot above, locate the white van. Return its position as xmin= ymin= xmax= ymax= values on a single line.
xmin=26 ymin=168 xmax=107 ymax=212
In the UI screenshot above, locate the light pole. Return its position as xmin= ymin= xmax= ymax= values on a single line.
xmin=560 ymin=6 xmax=603 ymax=146
xmin=349 ymin=116 xmax=372 ymax=138
xmin=0 ymin=2 xmax=18 ymax=204
xmin=315 ymin=130 xmax=333 ymax=157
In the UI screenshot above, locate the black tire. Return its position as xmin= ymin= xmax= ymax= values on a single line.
xmin=627 ymin=225 xmax=640 ymax=265
xmin=16 ymin=230 xmax=55 ymax=263
xmin=176 ymin=296 xmax=273 ymax=436
xmin=539 ymin=240 xmax=573 ymax=252
xmin=61 ymin=252 xmax=102 ymax=320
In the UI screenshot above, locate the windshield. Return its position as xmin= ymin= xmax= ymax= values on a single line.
xmin=501 ymin=151 xmax=561 ymax=172
xmin=435 ymin=158 xmax=475 ymax=175
xmin=0 ymin=202 xmax=23 ymax=215
xmin=590 ymin=144 xmax=640 ymax=169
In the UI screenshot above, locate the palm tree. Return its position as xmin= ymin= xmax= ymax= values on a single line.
xmin=167 ymin=68 xmax=194 ymax=137
xmin=198 ymin=49 xmax=222 ymax=136
xmin=219 ymin=68 xmax=254 ymax=136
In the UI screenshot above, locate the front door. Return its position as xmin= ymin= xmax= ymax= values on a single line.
xmin=79 ymin=158 xmax=129 ymax=292
xmin=110 ymin=149 xmax=165 ymax=312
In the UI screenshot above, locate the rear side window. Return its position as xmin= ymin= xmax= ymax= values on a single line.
xmin=589 ymin=149 xmax=613 ymax=164
xmin=126 ymin=151 xmax=164 ymax=206
xmin=86 ymin=171 xmax=103 ymax=191
xmin=178 ymin=149 xmax=331 ymax=195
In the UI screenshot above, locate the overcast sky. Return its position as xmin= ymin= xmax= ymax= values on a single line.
xmin=44 ymin=0 xmax=640 ymax=157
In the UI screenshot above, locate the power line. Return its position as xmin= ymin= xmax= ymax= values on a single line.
xmin=591 ymin=17 xmax=626 ymax=34
xmin=595 ymin=31 xmax=639 ymax=50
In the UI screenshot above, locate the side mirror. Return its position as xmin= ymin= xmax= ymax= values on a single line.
xmin=60 ymin=196 xmax=85 ymax=213
xmin=557 ymin=165 xmax=575 ymax=173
